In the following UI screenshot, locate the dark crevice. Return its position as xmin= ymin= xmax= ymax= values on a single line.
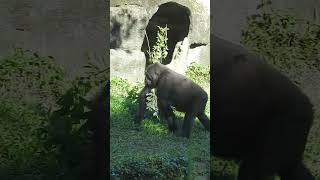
xmin=141 ymin=2 xmax=191 ymax=65
xmin=190 ymin=43 xmax=207 ymax=49
xmin=113 ymin=3 xmax=144 ymax=7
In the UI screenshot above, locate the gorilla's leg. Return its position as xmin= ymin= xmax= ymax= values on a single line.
xmin=238 ymin=160 xmax=253 ymax=180
xmin=197 ymin=112 xmax=210 ymax=131
xmin=196 ymin=94 xmax=210 ymax=131
xmin=279 ymin=162 xmax=315 ymax=180
xmin=181 ymin=111 xmax=196 ymax=138
xmin=181 ymin=99 xmax=209 ymax=137
xmin=134 ymin=86 xmax=151 ymax=124
xmin=238 ymin=160 xmax=275 ymax=180
xmin=158 ymin=99 xmax=177 ymax=132
xmin=166 ymin=108 xmax=177 ymax=132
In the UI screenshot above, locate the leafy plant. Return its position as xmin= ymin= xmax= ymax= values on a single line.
xmin=46 ymin=55 xmax=108 ymax=180
xmin=0 ymin=48 xmax=67 ymax=110
xmin=142 ymin=25 xmax=170 ymax=118
xmin=0 ymin=101 xmax=57 ymax=180
xmin=0 ymin=49 xmax=69 ymax=179
xmin=186 ymin=62 xmax=210 ymax=86
xmin=241 ymin=0 xmax=320 ymax=78
xmin=146 ymin=89 xmax=159 ymax=119
xmin=146 ymin=25 xmax=170 ymax=64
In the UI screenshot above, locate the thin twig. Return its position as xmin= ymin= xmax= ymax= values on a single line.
xmin=145 ymin=30 xmax=151 ymax=56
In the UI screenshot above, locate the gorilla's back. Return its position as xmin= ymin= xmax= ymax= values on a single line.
xmin=211 ymin=35 xmax=314 ymax=159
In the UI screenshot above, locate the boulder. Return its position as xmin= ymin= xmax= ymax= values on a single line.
xmin=110 ymin=49 xmax=146 ymax=83
xmin=110 ymin=5 xmax=149 ymax=50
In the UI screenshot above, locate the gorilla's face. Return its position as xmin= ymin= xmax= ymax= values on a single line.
xmin=144 ymin=72 xmax=154 ymax=87
xmin=145 ymin=62 xmax=162 ymax=88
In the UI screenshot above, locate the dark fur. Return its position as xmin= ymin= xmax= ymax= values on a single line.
xmin=83 ymin=83 xmax=108 ymax=180
xmin=212 ymin=36 xmax=315 ymax=180
xmin=135 ymin=62 xmax=210 ymax=138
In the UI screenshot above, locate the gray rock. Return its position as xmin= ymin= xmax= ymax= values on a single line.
xmin=165 ymin=37 xmax=210 ymax=76
xmin=166 ymin=37 xmax=190 ymax=75
xmin=188 ymin=44 xmax=210 ymax=66
xmin=110 ymin=5 xmax=149 ymax=50
xmin=110 ymin=49 xmax=146 ymax=83
xmin=111 ymin=0 xmax=210 ymax=45
xmin=110 ymin=0 xmax=210 ymax=82
xmin=0 ymin=0 xmax=107 ymax=78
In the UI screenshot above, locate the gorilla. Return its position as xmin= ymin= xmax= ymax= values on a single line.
xmin=83 ymin=83 xmax=108 ymax=180
xmin=212 ymin=35 xmax=315 ymax=180
xmin=134 ymin=62 xmax=210 ymax=138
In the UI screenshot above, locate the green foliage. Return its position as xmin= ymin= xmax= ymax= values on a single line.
xmin=186 ymin=62 xmax=210 ymax=86
xmin=147 ymin=25 xmax=169 ymax=64
xmin=142 ymin=119 xmax=167 ymax=135
xmin=46 ymin=57 xmax=108 ymax=180
xmin=0 ymin=49 xmax=68 ymax=179
xmin=111 ymin=155 xmax=188 ymax=180
xmin=185 ymin=63 xmax=210 ymax=117
xmin=110 ymin=79 xmax=210 ymax=179
xmin=211 ymin=156 xmax=238 ymax=180
xmin=144 ymin=25 xmax=170 ymax=120
xmin=241 ymin=0 xmax=320 ymax=77
xmin=146 ymin=89 xmax=159 ymax=120
xmin=0 ymin=48 xmax=67 ymax=109
xmin=0 ymin=48 xmax=108 ymax=180
xmin=111 ymin=78 xmax=145 ymax=116
xmin=0 ymin=101 xmax=57 ymax=180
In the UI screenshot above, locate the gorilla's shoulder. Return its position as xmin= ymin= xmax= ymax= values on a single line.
xmin=213 ymin=36 xmax=244 ymax=64
xmin=212 ymin=35 xmax=266 ymax=72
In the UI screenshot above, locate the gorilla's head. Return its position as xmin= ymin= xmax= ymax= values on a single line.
xmin=145 ymin=62 xmax=164 ymax=88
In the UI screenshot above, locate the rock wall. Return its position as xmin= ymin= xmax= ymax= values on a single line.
xmin=110 ymin=0 xmax=211 ymax=82
xmin=0 ymin=0 xmax=107 ymax=78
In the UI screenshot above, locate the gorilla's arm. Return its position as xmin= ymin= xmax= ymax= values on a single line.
xmin=134 ymin=86 xmax=152 ymax=124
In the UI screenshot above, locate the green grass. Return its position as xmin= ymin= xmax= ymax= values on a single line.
xmin=110 ymin=65 xmax=210 ymax=179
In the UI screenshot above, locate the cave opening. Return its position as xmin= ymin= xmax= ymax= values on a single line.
xmin=141 ymin=2 xmax=191 ymax=65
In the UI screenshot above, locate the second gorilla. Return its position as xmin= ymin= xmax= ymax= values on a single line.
xmin=135 ymin=62 xmax=210 ymax=138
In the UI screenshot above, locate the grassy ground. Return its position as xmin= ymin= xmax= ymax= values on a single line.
xmin=110 ymin=63 xmax=210 ymax=179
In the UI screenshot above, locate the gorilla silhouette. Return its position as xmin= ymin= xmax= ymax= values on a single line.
xmin=85 ymin=83 xmax=108 ymax=180
xmin=212 ymin=35 xmax=315 ymax=180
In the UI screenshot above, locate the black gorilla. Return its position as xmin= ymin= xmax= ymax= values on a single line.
xmin=84 ymin=83 xmax=108 ymax=180
xmin=135 ymin=62 xmax=210 ymax=138
xmin=212 ymin=35 xmax=315 ymax=180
